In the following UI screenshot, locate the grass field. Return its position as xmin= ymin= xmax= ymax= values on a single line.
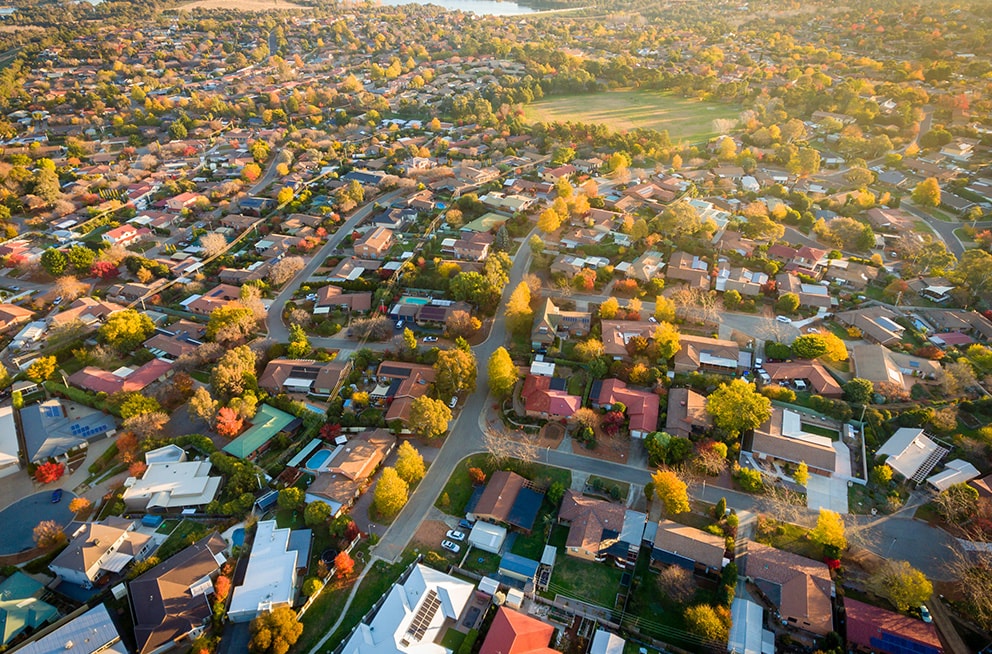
xmin=523 ymin=91 xmax=739 ymax=143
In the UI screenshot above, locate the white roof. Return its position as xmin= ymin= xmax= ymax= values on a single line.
xmin=729 ymin=597 xmax=773 ymax=654
xmin=529 ymin=361 xmax=556 ymax=377
xmin=927 ymin=459 xmax=981 ymax=492
xmin=590 ymin=629 xmax=625 ymax=654
xmin=13 ymin=604 xmax=126 ymax=654
xmin=877 ymin=428 xmax=940 ymax=480
xmin=121 ymin=461 xmax=220 ymax=509
xmin=0 ymin=406 xmax=19 ymax=468
xmin=469 ymin=522 xmax=507 ymax=552
xmin=228 ymin=521 xmax=298 ymax=621
xmin=144 ymin=444 xmax=186 ymax=465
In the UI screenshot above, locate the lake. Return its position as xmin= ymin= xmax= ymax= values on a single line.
xmin=377 ymin=0 xmax=537 ymax=16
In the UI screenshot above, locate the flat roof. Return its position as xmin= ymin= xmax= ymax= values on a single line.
xmin=228 ymin=521 xmax=298 ymax=621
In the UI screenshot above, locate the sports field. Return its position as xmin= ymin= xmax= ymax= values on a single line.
xmin=523 ymin=90 xmax=740 ymax=143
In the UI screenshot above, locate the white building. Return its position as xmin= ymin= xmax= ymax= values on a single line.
xmin=121 ymin=459 xmax=221 ymax=511
xmin=13 ymin=604 xmax=127 ymax=654
xmin=48 ymin=518 xmax=153 ymax=587
xmin=228 ymin=521 xmax=299 ymax=622
xmin=590 ymin=629 xmax=626 ymax=654
xmin=339 ymin=564 xmax=474 ymax=654
xmin=877 ymin=428 xmax=948 ymax=483
xmin=0 ymin=406 xmax=20 ymax=478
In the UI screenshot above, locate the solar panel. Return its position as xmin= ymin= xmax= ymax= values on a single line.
xmin=406 ymin=590 xmax=441 ymax=642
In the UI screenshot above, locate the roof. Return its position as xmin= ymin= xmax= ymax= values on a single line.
xmin=12 ymin=603 xmax=125 ymax=654
xmin=49 ymin=517 xmax=150 ymax=578
xmin=222 ymin=404 xmax=296 ymax=458
xmin=67 ymin=358 xmax=173 ymax=395
xmin=473 ymin=471 xmax=544 ymax=531
xmin=926 ymin=459 xmax=980 ymax=492
xmin=589 ymin=629 xmax=625 ymax=654
xmin=0 ymin=406 xmax=18 ymax=470
xmin=122 ymin=460 xmax=220 ymax=510
xmin=20 ymin=399 xmax=116 ymax=462
xmin=744 ymin=542 xmax=833 ymax=635
xmin=653 ymin=520 xmax=727 ymax=570
xmin=665 ymin=388 xmax=713 ymax=438
xmin=499 ymin=552 xmax=540 ymax=579
xmin=559 ymin=491 xmax=626 ymax=554
xmin=228 ymin=521 xmax=298 ymax=621
xmin=675 ymin=334 xmax=740 ymax=370
xmin=763 ymin=361 xmax=843 ymax=397
xmin=480 ymin=607 xmax=557 ymax=654
xmin=589 ymin=379 xmax=659 ymax=434
xmin=850 ymin=343 xmax=907 ymax=389
xmin=521 ymin=375 xmax=581 ymax=418
xmin=728 ymin=598 xmax=773 ymax=654
xmin=749 ymin=408 xmax=837 ymax=473
xmin=877 ymin=428 xmax=943 ymax=481
xmin=130 ymin=534 xmax=227 ymax=654
xmin=259 ymin=358 xmax=351 ymax=394
xmin=307 ymin=431 xmax=396 ymax=506
xmin=0 ymin=572 xmax=58 ymax=646
xmin=844 ymin=598 xmax=943 ymax=654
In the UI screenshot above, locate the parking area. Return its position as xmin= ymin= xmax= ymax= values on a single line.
xmin=0 ymin=489 xmax=78 ymax=555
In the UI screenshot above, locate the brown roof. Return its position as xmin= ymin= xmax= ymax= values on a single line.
xmin=845 ymin=598 xmax=943 ymax=653
xmin=307 ymin=430 xmax=396 ymax=506
xmin=558 ymin=490 xmax=625 ymax=554
xmin=258 ymin=358 xmax=352 ymax=395
xmin=674 ymin=334 xmax=740 ymax=371
xmin=665 ymin=388 xmax=712 ymax=438
xmin=653 ymin=520 xmax=726 ymax=570
xmin=474 ymin=471 xmax=526 ymax=523
xmin=749 ymin=408 xmax=837 ymax=473
xmin=50 ymin=517 xmax=150 ymax=577
xmin=762 ymin=361 xmax=843 ymax=398
xmin=0 ymin=303 xmax=33 ymax=330
xmin=745 ymin=542 xmax=833 ymax=635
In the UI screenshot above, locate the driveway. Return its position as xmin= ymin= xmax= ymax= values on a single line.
xmin=0 ymin=489 xmax=78 ymax=555
xmin=806 ymin=474 xmax=849 ymax=514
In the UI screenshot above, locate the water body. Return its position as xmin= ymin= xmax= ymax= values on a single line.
xmin=378 ymin=0 xmax=537 ymax=16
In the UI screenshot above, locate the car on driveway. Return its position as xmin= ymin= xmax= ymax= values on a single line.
xmin=920 ymin=605 xmax=932 ymax=623
xmin=422 ymin=336 xmax=438 ymax=343
xmin=458 ymin=519 xmax=474 ymax=531
xmin=446 ymin=530 xmax=466 ymax=541
xmin=441 ymin=540 xmax=461 ymax=553
xmin=775 ymin=315 xmax=792 ymax=323
xmin=448 ymin=396 xmax=458 ymax=408
xmin=50 ymin=489 xmax=63 ymax=503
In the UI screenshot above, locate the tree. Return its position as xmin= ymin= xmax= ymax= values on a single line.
xmin=505 ymin=282 xmax=533 ymax=337
xmin=844 ymin=378 xmax=874 ymax=404
xmin=248 ymin=606 xmax=303 ymax=654
xmin=912 ymin=177 xmax=941 ymax=208
xmin=868 ymin=561 xmax=933 ymax=611
xmin=35 ymin=461 xmax=65 ymax=484
xmin=278 ymin=487 xmax=304 ymax=510
xmin=287 ymin=323 xmax=310 ymax=358
xmin=34 ymin=167 xmax=62 ymax=204
xmin=206 ymin=305 xmax=256 ymax=342
xmin=468 ymin=467 xmax=486 ymax=485
xmin=394 ymin=441 xmax=426 ymax=484
xmin=409 ymin=396 xmax=452 ymax=439
xmin=794 ymin=462 xmax=809 ymax=487
xmin=200 ymin=232 xmax=228 ymax=258
xmin=214 ymin=575 xmax=232 ymax=602
xmin=819 ymin=332 xmax=849 ymax=362
xmin=574 ymin=339 xmax=605 ymax=362
xmin=242 ymin=162 xmax=262 ymax=182
xmin=41 ymin=248 xmax=68 ymax=276
xmin=653 ymin=322 xmax=681 ymax=361
xmin=706 ymin=379 xmax=772 ymax=437
xmin=684 ymin=604 xmax=731 ymax=644
xmin=276 ymin=186 xmax=294 ymax=205
xmin=528 ymin=234 xmax=544 ymax=255
xmin=775 ymin=292 xmax=800 ymax=314
xmin=26 ymin=356 xmax=57 ymax=382
xmin=955 ymin=249 xmax=992 ymax=300
xmin=53 ymin=275 xmax=88 ymax=302
xmin=373 ymin=467 xmax=408 ymax=519
xmin=433 ymin=349 xmax=477 ymax=400
xmin=487 ymin=347 xmax=518 ymax=398
xmin=810 ymin=508 xmax=847 ymax=552
xmin=334 ymin=551 xmax=355 ymax=577
xmin=303 ymin=501 xmax=331 ymax=527
xmin=215 ymin=407 xmax=244 ymax=437
xmin=67 ymin=245 xmax=96 ymax=273
xmin=211 ymin=345 xmax=257 ymax=399
xmin=599 ymin=297 xmax=620 ymax=319
xmin=119 ymin=394 xmax=161 ymax=420
xmin=90 ymin=261 xmax=120 ymax=280
xmin=659 ymin=201 xmax=702 ymax=237
xmin=657 ymin=565 xmax=695 ymax=604
xmin=129 ymin=461 xmax=148 ymax=477
xmin=33 ymin=520 xmax=67 ymax=549
xmin=69 ymin=497 xmax=91 ymax=514
xmin=537 ymin=207 xmax=561 ymax=234
xmin=445 ymin=310 xmax=481 ymax=338
xmin=267 ymin=256 xmax=305 ymax=286
xmin=654 ymin=295 xmax=676 ymax=323
xmin=190 ymin=387 xmax=219 ymax=424
xmin=650 ymin=469 xmax=690 ymax=515
xmin=791 ymin=334 xmax=828 ymax=359
xmin=934 ymin=482 xmax=980 ymax=522
xmin=99 ymin=309 xmax=155 ymax=352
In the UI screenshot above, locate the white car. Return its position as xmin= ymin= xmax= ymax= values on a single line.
xmin=775 ymin=315 xmax=792 ymax=324
xmin=920 ymin=605 xmax=932 ymax=623
xmin=422 ymin=336 xmax=439 ymax=343
xmin=441 ymin=540 xmax=461 ymax=553
xmin=448 ymin=396 xmax=458 ymax=408
xmin=445 ymin=530 xmax=466 ymax=541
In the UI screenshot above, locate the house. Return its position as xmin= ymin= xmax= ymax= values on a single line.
xmin=306 ymin=430 xmax=396 ymax=515
xmin=68 ymin=358 xmax=173 ymax=395
xmin=927 ymin=458 xmax=980 ymax=492
xmin=327 ymin=257 xmax=383 ymax=282
xmin=498 ymin=553 xmax=541 ymax=586
xmin=626 ymin=251 xmax=666 ymax=282
xmin=49 ymin=297 xmax=125 ymax=328
xmin=259 ymin=358 xmax=352 ymax=397
xmin=337 ymin=564 xmax=473 ymax=654
xmin=541 ymin=164 xmax=576 ymax=183
xmin=222 ymin=404 xmax=299 ymax=460
xmin=589 ymin=379 xmax=660 ymax=438
xmin=19 ymin=399 xmax=116 ymax=463
xmin=181 ymin=283 xmax=241 ymax=316
xmin=845 ymin=598 xmax=943 ymax=654
xmin=130 ymin=534 xmax=227 ymax=654
xmin=651 ymin=520 xmax=727 ymax=574
xmin=0 ymin=303 xmax=33 ymax=332
xmin=865 ymin=207 xmax=915 ymax=232
xmin=144 ymin=332 xmax=200 ymax=361
xmin=0 ymin=406 xmax=20 ymax=479
xmin=744 ymin=542 xmax=834 ymax=636
xmin=908 ymin=277 xmax=956 ymax=304
xmin=253 ymin=234 xmax=298 ymax=259
xmin=228 ymin=520 xmax=303 ymax=622
xmin=480 ymin=607 xmax=557 ymax=654
xmin=164 ymin=191 xmax=204 ymax=212
xmin=600 ymin=320 xmax=660 ymax=360
xmin=920 ymin=309 xmax=992 ymax=341
xmin=0 ymin=572 xmax=58 ymax=648
xmin=717 ymin=267 xmax=768 ymax=296
xmin=103 ymin=224 xmax=150 ymax=247
xmin=415 ymin=300 xmax=473 ymax=328
xmin=776 ymin=274 xmax=833 ymax=309
xmin=122 ymin=451 xmax=221 ymax=511
xmin=876 ymin=428 xmax=948 ymax=483
xmin=374 ymin=361 xmax=435 ymax=425
xmin=313 ymin=286 xmax=372 ymax=315
xmin=666 ymin=251 xmax=710 ymax=290
xmin=558 ymin=490 xmax=645 ymax=564
xmin=471 ymin=471 xmax=545 ymax=533
xmin=762 ymin=361 xmax=843 ymax=398
xmin=665 ymin=388 xmax=713 ymax=438
xmin=444 ymin=232 xmax=493 ymax=261
xmin=747 ymin=408 xmax=838 ymax=477
xmin=49 ymin=517 xmax=153 ymax=587
xmin=520 ymin=375 xmax=581 ymax=422
xmin=849 ymin=343 xmax=940 ymax=393
xmin=786 ymin=246 xmax=828 ymax=276
xmin=353 ymin=226 xmax=394 ymax=259
xmin=13 ymin=604 xmax=125 ymax=654
xmin=589 ymin=630 xmax=625 ymax=654
xmin=837 ymin=307 xmax=905 ymax=345
xmin=824 ymin=260 xmax=880 ymax=290
xmin=674 ymin=334 xmax=742 ymax=375
xmin=530 ymin=298 xmax=591 ymax=350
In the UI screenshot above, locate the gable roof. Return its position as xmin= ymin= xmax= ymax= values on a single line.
xmin=665 ymin=388 xmax=713 ymax=437
xmin=762 ymin=361 xmax=843 ymax=397
xmin=480 ymin=607 xmax=557 ymax=654
xmin=653 ymin=519 xmax=726 ymax=570
xmin=744 ymin=542 xmax=833 ymax=635
xmin=0 ymin=572 xmax=58 ymax=646
xmin=473 ymin=471 xmax=544 ymax=531
xmin=589 ymin=379 xmax=659 ymax=434
xmin=558 ymin=490 xmax=626 ymax=554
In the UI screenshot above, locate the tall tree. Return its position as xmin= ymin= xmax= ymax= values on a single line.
xmin=433 ymin=348 xmax=477 ymax=400
xmin=394 ymin=441 xmax=426 ymax=484
xmin=705 ymin=379 xmax=771 ymax=437
xmin=867 ymin=561 xmax=933 ymax=611
xmin=373 ymin=467 xmax=408 ymax=519
xmin=911 ymin=177 xmax=941 ymax=208
xmin=505 ymin=282 xmax=533 ymax=337
xmin=810 ymin=508 xmax=847 ymax=552
xmin=99 ymin=309 xmax=155 ymax=352
xmin=248 ymin=606 xmax=302 ymax=654
xmin=487 ymin=347 xmax=518 ymax=398
xmin=409 ymin=396 xmax=452 ymax=439
xmin=649 ymin=469 xmax=690 ymax=515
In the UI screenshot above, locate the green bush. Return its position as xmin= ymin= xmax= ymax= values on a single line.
xmin=457 ymin=629 xmax=480 ymax=654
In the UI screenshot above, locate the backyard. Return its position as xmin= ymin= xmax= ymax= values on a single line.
xmin=543 ymin=553 xmax=625 ymax=609
xmin=522 ymin=91 xmax=740 ymax=143
xmin=435 ymin=453 xmax=572 ymax=517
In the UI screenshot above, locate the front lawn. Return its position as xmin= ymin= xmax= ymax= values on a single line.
xmin=754 ymin=517 xmax=822 ymax=560
xmin=544 ymin=554 xmax=624 ymax=609
xmin=462 ymin=548 xmax=501 ymax=575
xmin=436 ymin=454 xmax=571 ymax=517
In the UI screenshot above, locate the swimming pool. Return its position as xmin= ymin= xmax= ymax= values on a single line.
xmin=304 ymin=402 xmax=326 ymax=416
xmin=232 ymin=528 xmax=245 ymax=547
xmin=306 ymin=449 xmax=332 ymax=470
xmin=398 ymin=296 xmax=429 ymax=305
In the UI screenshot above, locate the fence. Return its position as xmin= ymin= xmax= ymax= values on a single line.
xmin=296 ymin=533 xmax=362 ymax=620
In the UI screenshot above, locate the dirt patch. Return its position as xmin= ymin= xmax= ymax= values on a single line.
xmin=538 ymin=423 xmax=566 ymax=449
xmin=411 ymin=519 xmax=453 ymax=551
xmin=177 ymin=0 xmax=304 ymax=9
xmin=572 ymin=429 xmax=629 ymax=464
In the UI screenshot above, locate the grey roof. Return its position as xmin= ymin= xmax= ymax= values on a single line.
xmin=13 ymin=604 xmax=125 ymax=654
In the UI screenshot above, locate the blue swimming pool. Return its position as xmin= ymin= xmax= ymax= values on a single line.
xmin=304 ymin=402 xmax=326 ymax=416
xmin=307 ymin=449 xmax=332 ymax=470
xmin=232 ymin=528 xmax=245 ymax=547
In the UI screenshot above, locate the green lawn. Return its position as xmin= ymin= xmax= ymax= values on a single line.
xmin=624 ymin=549 xmax=706 ymax=651
xmin=754 ymin=518 xmax=822 ymax=560
xmin=462 ymin=549 xmax=501 ymax=575
xmin=440 ymin=629 xmax=465 ymax=651
xmin=800 ymin=423 xmax=840 ymax=441
xmin=523 ymin=91 xmax=739 ymax=143
xmin=544 ymin=555 xmax=624 ymax=609
xmin=156 ymin=520 xmax=212 ymax=560
xmin=436 ymin=454 xmax=572 ymax=517
xmin=510 ymin=507 xmax=555 ymax=559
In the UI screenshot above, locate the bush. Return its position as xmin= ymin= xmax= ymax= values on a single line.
xmin=761 ymin=385 xmax=796 ymax=402
xmin=734 ymin=467 xmax=764 ymax=493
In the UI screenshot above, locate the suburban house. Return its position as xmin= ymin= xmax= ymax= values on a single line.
xmin=122 ymin=447 xmax=221 ymax=511
xmin=470 ymin=471 xmax=545 ymax=533
xmin=743 ymin=542 xmax=834 ymax=636
xmin=747 ymin=407 xmax=838 ymax=477
xmin=414 ymin=299 xmax=473 ymax=328
xmin=665 ymin=388 xmax=713 ymax=439
xmin=557 ymin=490 xmax=645 ymax=566
xmin=844 ymin=598 xmax=943 ymax=654
xmin=68 ymin=358 xmax=173 ymax=395
xmin=12 ymin=604 xmax=124 ymax=654
xmin=164 ymin=191 xmax=204 ymax=212
xmin=0 ymin=573 xmax=58 ymax=648
xmin=785 ymin=246 xmax=828 ymax=276
xmin=919 ymin=309 xmax=992 ymax=341
xmin=49 ymin=517 xmax=153 ymax=587
xmin=600 ymin=320 xmax=660 ymax=360
xmin=0 ymin=303 xmax=33 ymax=332
xmin=19 ymin=399 xmax=116 ymax=463
xmin=907 ymin=277 xmax=956 ymax=304
xmin=103 ymin=224 xmax=150 ymax=247
xmin=625 ymin=251 xmax=665 ymax=282
xmin=717 ymin=266 xmax=768 ymax=296
xmin=0 ymin=406 xmax=18 ymax=479
xmin=144 ymin=332 xmax=200 ymax=361
xmin=520 ymin=375 xmax=582 ymax=422
xmin=222 ymin=404 xmax=300 ymax=460
xmin=589 ymin=379 xmax=660 ymax=438
xmin=306 ymin=430 xmax=396 ymax=515
xmin=443 ymin=232 xmax=493 ymax=261
xmin=182 ymin=283 xmax=242 ymax=316
xmin=337 ymin=564 xmax=474 ymax=654
xmin=353 ymin=226 xmax=394 ymax=259
xmin=130 ymin=534 xmax=227 ymax=654
xmin=776 ymin=274 xmax=833 ymax=310
xmin=651 ymin=520 xmax=728 ymax=574
xmin=876 ymin=428 xmax=949 ymax=484
xmin=837 ymin=306 xmax=905 ymax=345
xmin=531 ymin=298 xmax=592 ymax=351
xmin=665 ymin=251 xmax=710 ymax=290
xmin=314 ymin=286 xmax=373 ymax=314
xmin=373 ymin=361 xmax=435 ymax=425
xmin=259 ymin=358 xmax=352 ymax=397
xmin=762 ymin=361 xmax=844 ymax=398
xmin=674 ymin=334 xmax=743 ymax=375
xmin=927 ymin=458 xmax=980 ymax=492
xmin=849 ymin=343 xmax=940 ymax=393
xmin=479 ymin=607 xmax=557 ymax=654
xmin=228 ymin=520 xmax=304 ymax=622
xmin=824 ymin=259 xmax=880 ymax=290
xmin=49 ymin=297 xmax=124 ymax=328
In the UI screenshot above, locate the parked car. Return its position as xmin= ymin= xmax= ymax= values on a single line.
xmin=775 ymin=315 xmax=792 ymax=323
xmin=53 ymin=296 xmax=63 ymax=306
xmin=422 ymin=336 xmax=438 ymax=343
xmin=395 ymin=320 xmax=404 ymax=329
xmin=448 ymin=396 xmax=458 ymax=408
xmin=920 ymin=605 xmax=932 ymax=623
xmin=441 ymin=540 xmax=461 ymax=553
xmin=446 ymin=530 xmax=466 ymax=541
xmin=50 ymin=489 xmax=63 ymax=503
xmin=458 ymin=519 xmax=474 ymax=531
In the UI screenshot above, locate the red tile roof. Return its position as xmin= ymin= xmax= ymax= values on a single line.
xmin=480 ymin=607 xmax=557 ymax=654
xmin=845 ymin=598 xmax=943 ymax=653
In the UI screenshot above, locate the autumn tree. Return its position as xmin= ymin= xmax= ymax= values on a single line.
xmin=33 ymin=520 xmax=67 ymax=549
xmin=214 ymin=575 xmax=232 ymax=602
xmin=505 ymin=282 xmax=533 ymax=337
xmin=868 ymin=561 xmax=933 ymax=611
xmin=278 ymin=487 xmax=304 ymax=510
xmin=394 ymin=441 xmax=426 ymax=484
xmin=810 ymin=509 xmax=847 ymax=553
xmin=653 ymin=322 xmax=681 ymax=361
xmin=119 ymin=393 xmax=161 ymax=420
xmin=248 ymin=606 xmax=303 ymax=654
xmin=123 ymin=412 xmax=169 ymax=439
xmin=649 ymin=469 xmax=690 ymax=515
xmin=912 ymin=177 xmax=941 ymax=208
xmin=69 ymin=497 xmax=91 ymax=514
xmin=468 ymin=467 xmax=486 ymax=485
xmin=34 ymin=461 xmax=65 ymax=484
xmin=537 ymin=207 xmax=561 ymax=234
xmin=287 ymin=323 xmax=310 ymax=358
xmin=775 ymin=293 xmax=800 ymax=314
xmin=334 ymin=551 xmax=355 ymax=577
xmin=599 ymin=297 xmax=619 ymax=319
xmin=26 ymin=355 xmax=57 ymax=382
xmin=654 ymin=295 xmax=677 ymax=323
xmin=934 ymin=483 xmax=980 ymax=522
xmin=684 ymin=604 xmax=731 ymax=644
xmin=657 ymin=565 xmax=695 ymax=604
xmin=445 ymin=310 xmax=481 ymax=338
xmin=433 ymin=348 xmax=477 ymax=400
xmin=215 ymin=407 xmax=244 ymax=437
xmin=487 ymin=347 xmax=518 ymax=398
xmin=706 ymin=379 xmax=771 ymax=437
xmin=373 ymin=467 xmax=408 ymax=519
xmin=409 ymin=396 xmax=452 ymax=439
xmin=794 ymin=462 xmax=809 ymax=487
xmin=267 ymin=256 xmax=306 ymax=286
xmin=206 ymin=305 xmax=256 ymax=343
xmin=659 ymin=201 xmax=702 ymax=237
xmin=574 ymin=339 xmax=605 ymax=362
xmin=189 ymin=387 xmax=219 ymax=425
xmin=199 ymin=232 xmax=228 ymax=258
xmin=210 ymin=345 xmax=257 ymax=399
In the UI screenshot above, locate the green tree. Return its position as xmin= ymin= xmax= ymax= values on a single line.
xmin=912 ymin=177 xmax=941 ymax=208
xmin=287 ymin=323 xmax=310 ymax=358
xmin=684 ymin=604 xmax=731 ymax=643
xmin=433 ymin=348 xmax=477 ymax=400
xmin=98 ymin=309 xmax=155 ymax=352
xmin=599 ymin=297 xmax=620 ymax=319
xmin=394 ymin=440 xmax=426 ymax=484
xmin=775 ymin=293 xmax=800 ymax=314
xmin=248 ymin=606 xmax=302 ymax=654
xmin=868 ymin=561 xmax=933 ymax=611
xmin=409 ymin=396 xmax=452 ymax=439
xmin=373 ymin=467 xmax=408 ymax=519
xmin=574 ymin=339 xmax=605 ymax=362
xmin=278 ymin=487 xmax=304 ymax=510
xmin=810 ymin=508 xmax=847 ymax=552
xmin=67 ymin=245 xmax=96 ymax=273
xmin=206 ymin=305 xmax=257 ymax=342
xmin=34 ymin=168 xmax=62 ymax=204
xmin=794 ymin=461 xmax=809 ymax=487
xmin=26 ymin=356 xmax=57 ymax=383
xmin=40 ymin=248 xmax=68 ymax=276
xmin=706 ymin=379 xmax=772 ymax=437
xmin=210 ymin=345 xmax=257 ymax=399
xmin=505 ymin=282 xmax=533 ymax=337
xmin=955 ymin=249 xmax=992 ymax=300
xmin=650 ymin=469 xmax=690 ymax=515
xmin=303 ymin=500 xmax=331 ymax=527
xmin=659 ymin=201 xmax=702 ymax=237
xmin=791 ymin=334 xmax=828 ymax=359
xmin=844 ymin=378 xmax=874 ymax=404
xmin=302 ymin=577 xmax=323 ymax=598
xmin=653 ymin=322 xmax=681 ymax=361
xmin=487 ymin=347 xmax=518 ymax=398
xmin=119 ymin=394 xmax=162 ymax=420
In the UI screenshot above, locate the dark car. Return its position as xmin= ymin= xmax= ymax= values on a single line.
xmin=458 ymin=518 xmax=474 ymax=531
xmin=50 ymin=488 xmax=63 ymax=503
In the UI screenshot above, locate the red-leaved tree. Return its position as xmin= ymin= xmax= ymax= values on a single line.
xmin=214 ymin=575 xmax=232 ymax=601
xmin=334 ymin=551 xmax=355 ymax=578
xmin=129 ymin=461 xmax=148 ymax=477
xmin=35 ymin=461 xmax=65 ymax=484
xmin=214 ymin=407 xmax=244 ymax=437
xmin=320 ymin=423 xmax=342 ymax=442
xmin=90 ymin=261 xmax=120 ymax=279
xmin=468 ymin=467 xmax=486 ymax=485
